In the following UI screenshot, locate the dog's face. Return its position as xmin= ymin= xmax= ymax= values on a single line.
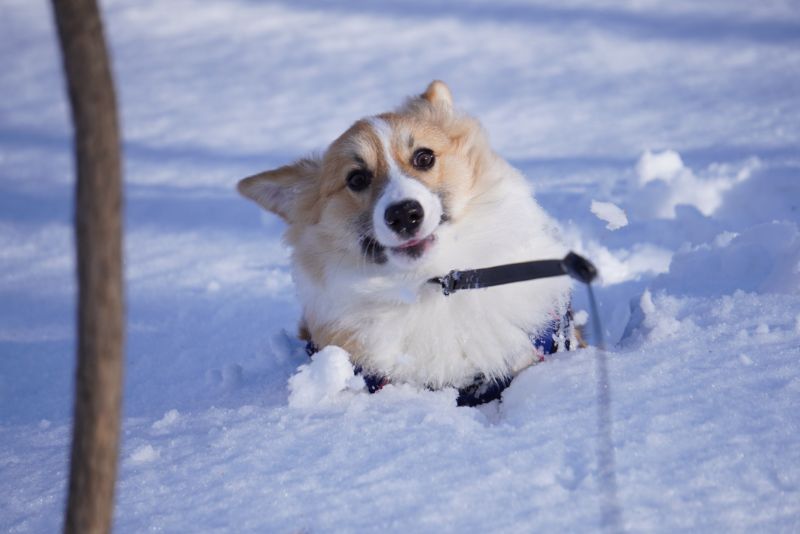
xmin=239 ymin=81 xmax=491 ymax=271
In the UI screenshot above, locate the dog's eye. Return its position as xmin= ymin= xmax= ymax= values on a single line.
xmin=346 ymin=169 xmax=372 ymax=192
xmin=412 ymin=148 xmax=435 ymax=170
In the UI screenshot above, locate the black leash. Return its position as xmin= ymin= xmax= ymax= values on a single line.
xmin=429 ymin=250 xmax=624 ymax=531
xmin=429 ymin=251 xmax=599 ymax=294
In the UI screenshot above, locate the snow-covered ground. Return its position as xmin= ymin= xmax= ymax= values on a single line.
xmin=2 ymin=0 xmax=799 ymax=531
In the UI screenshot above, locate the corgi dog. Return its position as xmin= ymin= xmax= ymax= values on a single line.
xmin=239 ymin=81 xmax=573 ymax=397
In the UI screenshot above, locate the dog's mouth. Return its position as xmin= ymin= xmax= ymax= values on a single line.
xmin=359 ymin=232 xmax=437 ymax=265
xmin=389 ymin=233 xmax=437 ymax=260
xmin=359 ymin=212 xmax=448 ymax=265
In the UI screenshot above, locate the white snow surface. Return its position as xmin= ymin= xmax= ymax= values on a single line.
xmin=1 ymin=0 xmax=800 ymax=532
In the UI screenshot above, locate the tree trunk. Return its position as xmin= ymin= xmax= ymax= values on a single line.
xmin=51 ymin=0 xmax=125 ymax=532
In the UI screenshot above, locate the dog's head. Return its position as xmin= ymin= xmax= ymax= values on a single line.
xmin=238 ymin=81 xmax=495 ymax=270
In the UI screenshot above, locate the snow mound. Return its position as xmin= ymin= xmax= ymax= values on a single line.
xmin=634 ymin=150 xmax=759 ymax=218
xmin=287 ymin=346 xmax=365 ymax=408
xmin=590 ymin=200 xmax=628 ymax=230
xmin=636 ymin=289 xmax=687 ymax=342
xmin=653 ymin=221 xmax=800 ymax=296
xmin=152 ymin=409 xmax=181 ymax=432
xmin=636 ymin=149 xmax=685 ymax=184
xmin=128 ymin=444 xmax=159 ymax=464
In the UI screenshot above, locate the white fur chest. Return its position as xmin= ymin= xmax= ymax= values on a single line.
xmin=328 ymin=274 xmax=570 ymax=388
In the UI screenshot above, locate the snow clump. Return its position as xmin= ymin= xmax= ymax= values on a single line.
xmin=288 ymin=346 xmax=365 ymax=408
xmin=152 ymin=409 xmax=180 ymax=432
xmin=636 ymin=149 xmax=685 ymax=185
xmin=590 ymin=200 xmax=628 ymax=230
xmin=635 ymin=150 xmax=758 ymax=218
xmin=128 ymin=444 xmax=159 ymax=464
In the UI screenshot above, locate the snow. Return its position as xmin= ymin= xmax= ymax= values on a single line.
xmin=636 ymin=149 xmax=686 ymax=185
xmin=127 ymin=444 xmax=159 ymax=465
xmin=2 ymin=0 xmax=800 ymax=532
xmin=287 ymin=346 xmax=365 ymax=408
xmin=590 ymin=200 xmax=628 ymax=230
xmin=634 ymin=150 xmax=760 ymax=218
xmin=151 ymin=409 xmax=180 ymax=432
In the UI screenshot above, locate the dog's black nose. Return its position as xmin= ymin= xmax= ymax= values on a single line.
xmin=384 ymin=199 xmax=424 ymax=236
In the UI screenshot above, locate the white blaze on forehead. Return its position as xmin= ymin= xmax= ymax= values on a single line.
xmin=368 ymin=117 xmax=402 ymax=179
xmin=367 ymin=117 xmax=443 ymax=247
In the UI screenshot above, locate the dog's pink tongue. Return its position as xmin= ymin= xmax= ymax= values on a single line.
xmin=397 ymin=238 xmax=423 ymax=249
xmin=396 ymin=233 xmax=436 ymax=249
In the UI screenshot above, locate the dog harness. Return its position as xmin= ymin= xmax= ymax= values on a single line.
xmin=304 ymin=308 xmax=574 ymax=407
xmin=304 ymin=252 xmax=595 ymax=406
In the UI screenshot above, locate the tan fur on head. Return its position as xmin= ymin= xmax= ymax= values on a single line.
xmin=237 ymin=80 xmax=487 ymax=232
xmin=236 ymin=80 xmax=499 ymax=279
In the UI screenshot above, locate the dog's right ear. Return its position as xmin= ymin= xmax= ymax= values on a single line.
xmin=237 ymin=157 xmax=320 ymax=223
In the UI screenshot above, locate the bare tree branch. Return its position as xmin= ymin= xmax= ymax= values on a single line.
xmin=51 ymin=0 xmax=125 ymax=532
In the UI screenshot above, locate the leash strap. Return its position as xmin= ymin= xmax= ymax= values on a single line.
xmin=430 ymin=251 xmax=598 ymax=295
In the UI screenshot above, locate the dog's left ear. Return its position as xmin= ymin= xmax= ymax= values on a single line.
xmin=237 ymin=157 xmax=320 ymax=223
xmin=421 ymin=80 xmax=453 ymax=109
